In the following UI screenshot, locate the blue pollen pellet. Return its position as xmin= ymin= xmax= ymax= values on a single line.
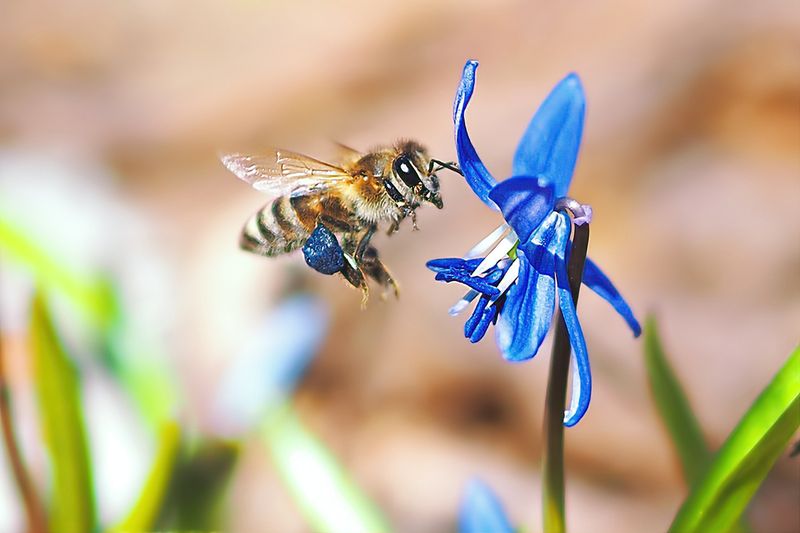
xmin=303 ymin=224 xmax=345 ymax=275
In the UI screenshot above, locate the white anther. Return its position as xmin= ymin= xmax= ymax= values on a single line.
xmin=489 ymin=258 xmax=520 ymax=305
xmin=464 ymin=223 xmax=510 ymax=259
xmin=471 ymin=232 xmax=519 ymax=277
xmin=449 ymin=290 xmax=479 ymax=316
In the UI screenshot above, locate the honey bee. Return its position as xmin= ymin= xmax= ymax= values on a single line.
xmin=222 ymin=140 xmax=456 ymax=302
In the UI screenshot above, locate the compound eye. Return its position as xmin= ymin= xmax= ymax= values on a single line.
xmin=393 ymin=155 xmax=421 ymax=188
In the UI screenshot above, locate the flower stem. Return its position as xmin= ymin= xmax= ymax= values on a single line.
xmin=542 ymin=223 xmax=590 ymax=533
xmin=0 ymin=319 xmax=49 ymax=533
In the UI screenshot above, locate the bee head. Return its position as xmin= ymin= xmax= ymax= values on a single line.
xmin=383 ymin=141 xmax=443 ymax=210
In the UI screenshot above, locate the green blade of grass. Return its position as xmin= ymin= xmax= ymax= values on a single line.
xmin=161 ymin=440 xmax=238 ymax=530
xmin=0 ymin=218 xmax=176 ymax=427
xmin=109 ymin=421 xmax=180 ymax=532
xmin=1 ymin=217 xmax=115 ymax=328
xmin=669 ymin=346 xmax=800 ymax=533
xmin=30 ymin=292 xmax=95 ymax=532
xmin=262 ymin=404 xmax=390 ymax=533
xmin=644 ymin=317 xmax=711 ymax=484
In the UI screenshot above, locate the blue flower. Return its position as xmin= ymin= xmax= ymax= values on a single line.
xmin=428 ymin=60 xmax=641 ymax=426
xmin=213 ymin=295 xmax=328 ymax=435
xmin=459 ymin=478 xmax=514 ymax=533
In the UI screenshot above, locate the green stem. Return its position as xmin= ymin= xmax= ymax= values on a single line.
xmin=542 ymin=223 xmax=589 ymax=533
xmin=0 ymin=315 xmax=49 ymax=533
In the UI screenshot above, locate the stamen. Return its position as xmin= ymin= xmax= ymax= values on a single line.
xmin=471 ymin=231 xmax=518 ymax=277
xmin=464 ymin=223 xmax=510 ymax=259
xmin=489 ymin=258 xmax=520 ymax=305
xmin=449 ymin=289 xmax=479 ymax=316
xmin=555 ymin=197 xmax=593 ymax=226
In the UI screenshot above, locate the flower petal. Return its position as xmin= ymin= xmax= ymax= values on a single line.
xmin=464 ymin=295 xmax=497 ymax=343
xmin=488 ymin=176 xmax=555 ymax=243
xmin=583 ymin=257 xmax=642 ymax=337
xmin=454 ymin=60 xmax=499 ymax=209
xmin=426 ymin=257 xmax=483 ymax=273
xmin=512 ymin=73 xmax=585 ymax=198
xmin=552 ymin=213 xmax=592 ymax=426
xmin=495 ymin=212 xmax=562 ymax=361
xmin=459 ymin=478 xmax=514 ymax=533
xmin=428 ymin=257 xmax=506 ymax=298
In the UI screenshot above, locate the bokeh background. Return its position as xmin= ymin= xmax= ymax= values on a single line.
xmin=1 ymin=1 xmax=799 ymax=532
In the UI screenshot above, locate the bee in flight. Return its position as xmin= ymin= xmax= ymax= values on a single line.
xmin=222 ymin=140 xmax=458 ymax=302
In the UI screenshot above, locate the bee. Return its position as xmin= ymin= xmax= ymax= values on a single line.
xmin=222 ymin=140 xmax=456 ymax=302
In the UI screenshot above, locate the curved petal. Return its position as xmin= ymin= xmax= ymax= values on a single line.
xmin=454 ymin=60 xmax=499 ymax=209
xmin=464 ymin=295 xmax=497 ymax=343
xmin=512 ymin=73 xmax=585 ymax=198
xmin=496 ymin=212 xmax=561 ymax=361
xmin=426 ymin=257 xmax=483 ymax=273
xmin=428 ymin=256 xmax=505 ymax=297
xmin=583 ymin=257 xmax=642 ymax=337
xmin=552 ymin=213 xmax=592 ymax=426
xmin=488 ymin=176 xmax=555 ymax=243
xmin=459 ymin=478 xmax=514 ymax=533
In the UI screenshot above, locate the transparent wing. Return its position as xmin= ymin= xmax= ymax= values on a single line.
xmin=221 ymin=149 xmax=352 ymax=197
xmin=332 ymin=142 xmax=363 ymax=166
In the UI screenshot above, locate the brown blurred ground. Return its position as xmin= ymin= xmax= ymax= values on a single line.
xmin=1 ymin=0 xmax=799 ymax=532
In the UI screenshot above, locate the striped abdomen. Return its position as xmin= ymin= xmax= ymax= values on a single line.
xmin=240 ymin=195 xmax=313 ymax=256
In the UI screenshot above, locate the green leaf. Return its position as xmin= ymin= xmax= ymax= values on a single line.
xmin=644 ymin=317 xmax=711 ymax=484
xmin=669 ymin=346 xmax=800 ymax=533
xmin=262 ymin=404 xmax=391 ymax=533
xmin=163 ymin=440 xmax=238 ymax=530
xmin=110 ymin=421 xmax=180 ymax=532
xmin=30 ymin=292 xmax=95 ymax=532
xmin=0 ymin=219 xmax=176 ymax=427
xmin=1 ymin=217 xmax=116 ymax=328
xmin=97 ymin=296 xmax=178 ymax=430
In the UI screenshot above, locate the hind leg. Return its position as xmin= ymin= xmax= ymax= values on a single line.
xmin=340 ymin=231 xmax=370 ymax=305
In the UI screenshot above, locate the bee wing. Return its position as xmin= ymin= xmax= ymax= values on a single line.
xmin=221 ymin=149 xmax=352 ymax=197
xmin=332 ymin=142 xmax=363 ymax=166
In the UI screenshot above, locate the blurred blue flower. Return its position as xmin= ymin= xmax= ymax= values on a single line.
xmin=459 ymin=478 xmax=514 ymax=533
xmin=213 ymin=295 xmax=328 ymax=435
xmin=428 ymin=60 xmax=640 ymax=426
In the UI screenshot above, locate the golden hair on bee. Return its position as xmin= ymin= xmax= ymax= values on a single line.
xmin=222 ymin=140 xmax=454 ymax=303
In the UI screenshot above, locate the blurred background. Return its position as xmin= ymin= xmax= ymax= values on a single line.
xmin=1 ymin=1 xmax=798 ymax=532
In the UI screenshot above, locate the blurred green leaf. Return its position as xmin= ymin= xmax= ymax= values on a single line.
xmin=110 ymin=421 xmax=180 ymax=532
xmin=159 ymin=439 xmax=238 ymax=530
xmin=1 ymin=218 xmax=116 ymax=328
xmin=30 ymin=292 xmax=95 ymax=532
xmin=262 ymin=404 xmax=390 ymax=533
xmin=644 ymin=317 xmax=711 ymax=484
xmin=669 ymin=346 xmax=800 ymax=533
xmin=98 ymin=300 xmax=177 ymax=430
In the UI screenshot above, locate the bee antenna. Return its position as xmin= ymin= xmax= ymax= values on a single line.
xmin=428 ymin=159 xmax=463 ymax=176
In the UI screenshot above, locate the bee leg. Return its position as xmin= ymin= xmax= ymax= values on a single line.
xmin=355 ymin=225 xmax=376 ymax=261
xmin=340 ymin=230 xmax=371 ymax=306
xmin=360 ymin=246 xmax=399 ymax=299
xmin=340 ymin=253 xmax=369 ymax=306
xmin=386 ymin=219 xmax=400 ymax=236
